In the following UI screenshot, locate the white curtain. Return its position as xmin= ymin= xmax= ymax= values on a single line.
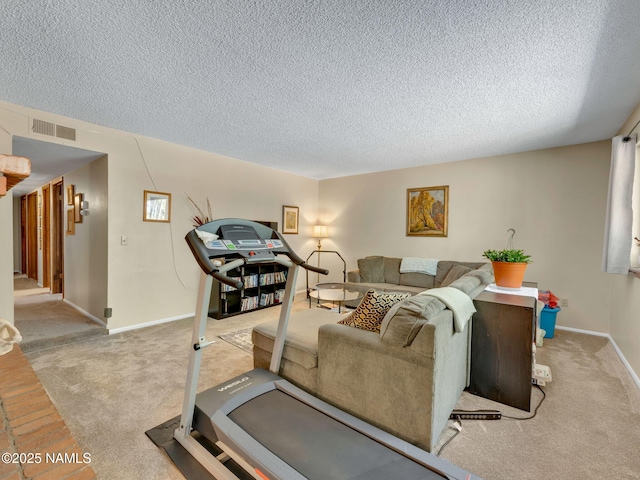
xmin=602 ymin=134 xmax=637 ymax=274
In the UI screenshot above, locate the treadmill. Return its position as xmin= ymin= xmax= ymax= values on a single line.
xmin=175 ymin=219 xmax=480 ymax=480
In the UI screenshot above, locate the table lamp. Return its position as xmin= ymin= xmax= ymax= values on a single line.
xmin=313 ymin=225 xmax=328 ymax=249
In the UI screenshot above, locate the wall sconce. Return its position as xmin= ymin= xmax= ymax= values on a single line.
xmin=313 ymin=225 xmax=328 ymax=249
xmin=80 ymin=200 xmax=89 ymax=216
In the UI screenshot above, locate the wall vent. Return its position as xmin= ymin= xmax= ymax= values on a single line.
xmin=32 ymin=118 xmax=76 ymax=141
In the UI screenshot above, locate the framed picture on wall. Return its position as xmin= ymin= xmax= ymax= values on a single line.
xmin=282 ymin=205 xmax=299 ymax=234
xmin=67 ymin=185 xmax=75 ymax=205
xmin=143 ymin=190 xmax=172 ymax=223
xmin=406 ymin=185 xmax=449 ymax=237
xmin=66 ymin=207 xmax=75 ymax=235
xmin=74 ymin=193 xmax=83 ymax=224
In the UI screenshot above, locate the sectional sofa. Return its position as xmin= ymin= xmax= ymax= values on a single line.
xmin=252 ymin=258 xmax=494 ymax=452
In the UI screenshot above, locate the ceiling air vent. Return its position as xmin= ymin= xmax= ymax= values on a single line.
xmin=56 ymin=125 xmax=76 ymax=141
xmin=32 ymin=118 xmax=76 ymax=141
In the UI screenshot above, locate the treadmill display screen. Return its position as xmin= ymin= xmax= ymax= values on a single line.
xmin=228 ymin=390 xmax=447 ymax=480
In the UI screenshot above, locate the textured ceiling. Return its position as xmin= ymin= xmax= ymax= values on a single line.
xmin=2 ymin=1 xmax=640 ymax=180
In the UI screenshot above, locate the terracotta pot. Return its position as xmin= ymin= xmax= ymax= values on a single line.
xmin=491 ymin=261 xmax=528 ymax=289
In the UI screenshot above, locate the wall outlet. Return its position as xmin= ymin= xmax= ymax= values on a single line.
xmin=560 ymin=298 xmax=568 ymax=307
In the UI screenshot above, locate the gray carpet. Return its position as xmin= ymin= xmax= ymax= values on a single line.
xmin=14 ymin=294 xmax=107 ymax=352
xmin=24 ymin=297 xmax=640 ymax=480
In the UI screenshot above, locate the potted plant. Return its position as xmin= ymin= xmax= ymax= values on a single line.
xmin=482 ymin=249 xmax=532 ymax=289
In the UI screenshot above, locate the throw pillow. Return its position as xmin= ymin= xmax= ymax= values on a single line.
xmin=440 ymin=264 xmax=473 ymax=287
xmin=357 ymin=256 xmax=385 ymax=283
xmin=466 ymin=267 xmax=494 ymax=285
xmin=338 ymin=290 xmax=410 ymax=333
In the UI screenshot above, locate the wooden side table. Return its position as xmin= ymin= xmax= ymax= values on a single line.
xmin=469 ymin=290 xmax=537 ymax=411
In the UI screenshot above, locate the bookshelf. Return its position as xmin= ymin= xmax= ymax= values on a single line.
xmin=208 ymin=262 xmax=288 ymax=319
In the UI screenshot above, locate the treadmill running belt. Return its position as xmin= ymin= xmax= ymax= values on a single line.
xmin=228 ymin=390 xmax=446 ymax=480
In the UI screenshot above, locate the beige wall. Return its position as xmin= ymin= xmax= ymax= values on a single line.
xmin=609 ymin=104 xmax=640 ymax=379
xmin=12 ymin=197 xmax=21 ymax=273
xmin=319 ymin=141 xmax=613 ymax=333
xmin=64 ymin=156 xmax=108 ymax=322
xmin=0 ymin=117 xmax=14 ymax=323
xmin=0 ymin=102 xmax=320 ymax=331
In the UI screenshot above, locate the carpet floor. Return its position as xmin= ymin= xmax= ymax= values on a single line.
xmin=13 ymin=273 xmax=107 ymax=353
xmin=22 ymin=298 xmax=640 ymax=480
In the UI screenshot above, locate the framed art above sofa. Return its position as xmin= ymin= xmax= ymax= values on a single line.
xmin=406 ymin=185 xmax=449 ymax=237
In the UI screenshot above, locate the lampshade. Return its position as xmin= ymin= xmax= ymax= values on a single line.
xmin=313 ymin=225 xmax=328 ymax=239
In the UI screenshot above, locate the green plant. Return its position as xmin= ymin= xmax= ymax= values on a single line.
xmin=482 ymin=249 xmax=532 ymax=263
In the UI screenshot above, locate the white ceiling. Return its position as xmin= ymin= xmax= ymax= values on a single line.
xmin=2 ymin=1 xmax=640 ymax=181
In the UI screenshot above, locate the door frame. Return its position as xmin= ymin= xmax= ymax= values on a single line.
xmin=51 ymin=179 xmax=64 ymax=295
xmin=26 ymin=192 xmax=38 ymax=281
xmin=42 ymin=184 xmax=51 ymax=289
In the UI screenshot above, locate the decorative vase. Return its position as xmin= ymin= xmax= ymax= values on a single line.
xmin=491 ymin=261 xmax=528 ymax=289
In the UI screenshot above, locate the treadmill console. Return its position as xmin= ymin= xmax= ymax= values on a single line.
xmin=186 ymin=219 xmax=296 ymax=275
xmin=212 ymin=224 xmax=284 ymax=256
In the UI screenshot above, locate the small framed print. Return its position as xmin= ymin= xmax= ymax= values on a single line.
xmin=67 ymin=185 xmax=75 ymax=205
xmin=282 ymin=205 xmax=299 ymax=234
xmin=143 ymin=190 xmax=172 ymax=223
xmin=74 ymin=193 xmax=83 ymax=224
xmin=66 ymin=208 xmax=75 ymax=235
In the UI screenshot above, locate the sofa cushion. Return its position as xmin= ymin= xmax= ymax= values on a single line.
xmin=338 ymin=290 xmax=410 ymax=333
xmin=358 ymin=256 xmax=385 ymax=283
xmin=383 ymin=257 xmax=402 ymax=284
xmin=446 ymin=272 xmax=482 ymax=294
xmin=252 ymin=309 xmax=338 ymax=370
xmin=379 ymin=295 xmax=447 ymax=347
xmin=399 ymin=272 xmax=435 ymax=289
xmin=435 ymin=261 xmax=486 ymax=286
xmin=440 ymin=264 xmax=473 ymax=287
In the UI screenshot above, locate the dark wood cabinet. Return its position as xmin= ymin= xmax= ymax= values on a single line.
xmin=469 ymin=290 xmax=537 ymax=411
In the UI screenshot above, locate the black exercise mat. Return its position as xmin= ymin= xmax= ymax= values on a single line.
xmin=145 ymin=416 xmax=254 ymax=480
xmin=145 ymin=416 xmax=215 ymax=480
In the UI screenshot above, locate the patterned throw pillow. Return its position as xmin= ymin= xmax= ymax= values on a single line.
xmin=338 ymin=290 xmax=411 ymax=333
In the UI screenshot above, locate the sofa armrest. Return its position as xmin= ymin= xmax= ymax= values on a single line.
xmin=317 ymin=311 xmax=470 ymax=452
xmin=347 ymin=269 xmax=361 ymax=283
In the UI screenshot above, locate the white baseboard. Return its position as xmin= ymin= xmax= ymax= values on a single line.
xmin=106 ymin=288 xmax=306 ymax=335
xmin=108 ymin=313 xmax=194 ymax=335
xmin=62 ymin=298 xmax=107 ymax=328
xmin=556 ymin=325 xmax=640 ymax=391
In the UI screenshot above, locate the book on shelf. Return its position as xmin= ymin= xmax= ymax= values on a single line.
xmin=240 ymin=296 xmax=259 ymax=312
xmin=274 ymin=289 xmax=285 ymax=304
xmin=259 ymin=292 xmax=275 ymax=307
xmin=242 ymin=274 xmax=259 ymax=288
xmin=221 ymin=277 xmax=242 ymax=292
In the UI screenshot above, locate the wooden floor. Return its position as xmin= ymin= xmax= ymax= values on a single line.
xmin=0 ymin=346 xmax=96 ymax=480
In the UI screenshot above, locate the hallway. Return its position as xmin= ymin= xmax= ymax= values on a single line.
xmin=13 ymin=273 xmax=106 ymax=353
